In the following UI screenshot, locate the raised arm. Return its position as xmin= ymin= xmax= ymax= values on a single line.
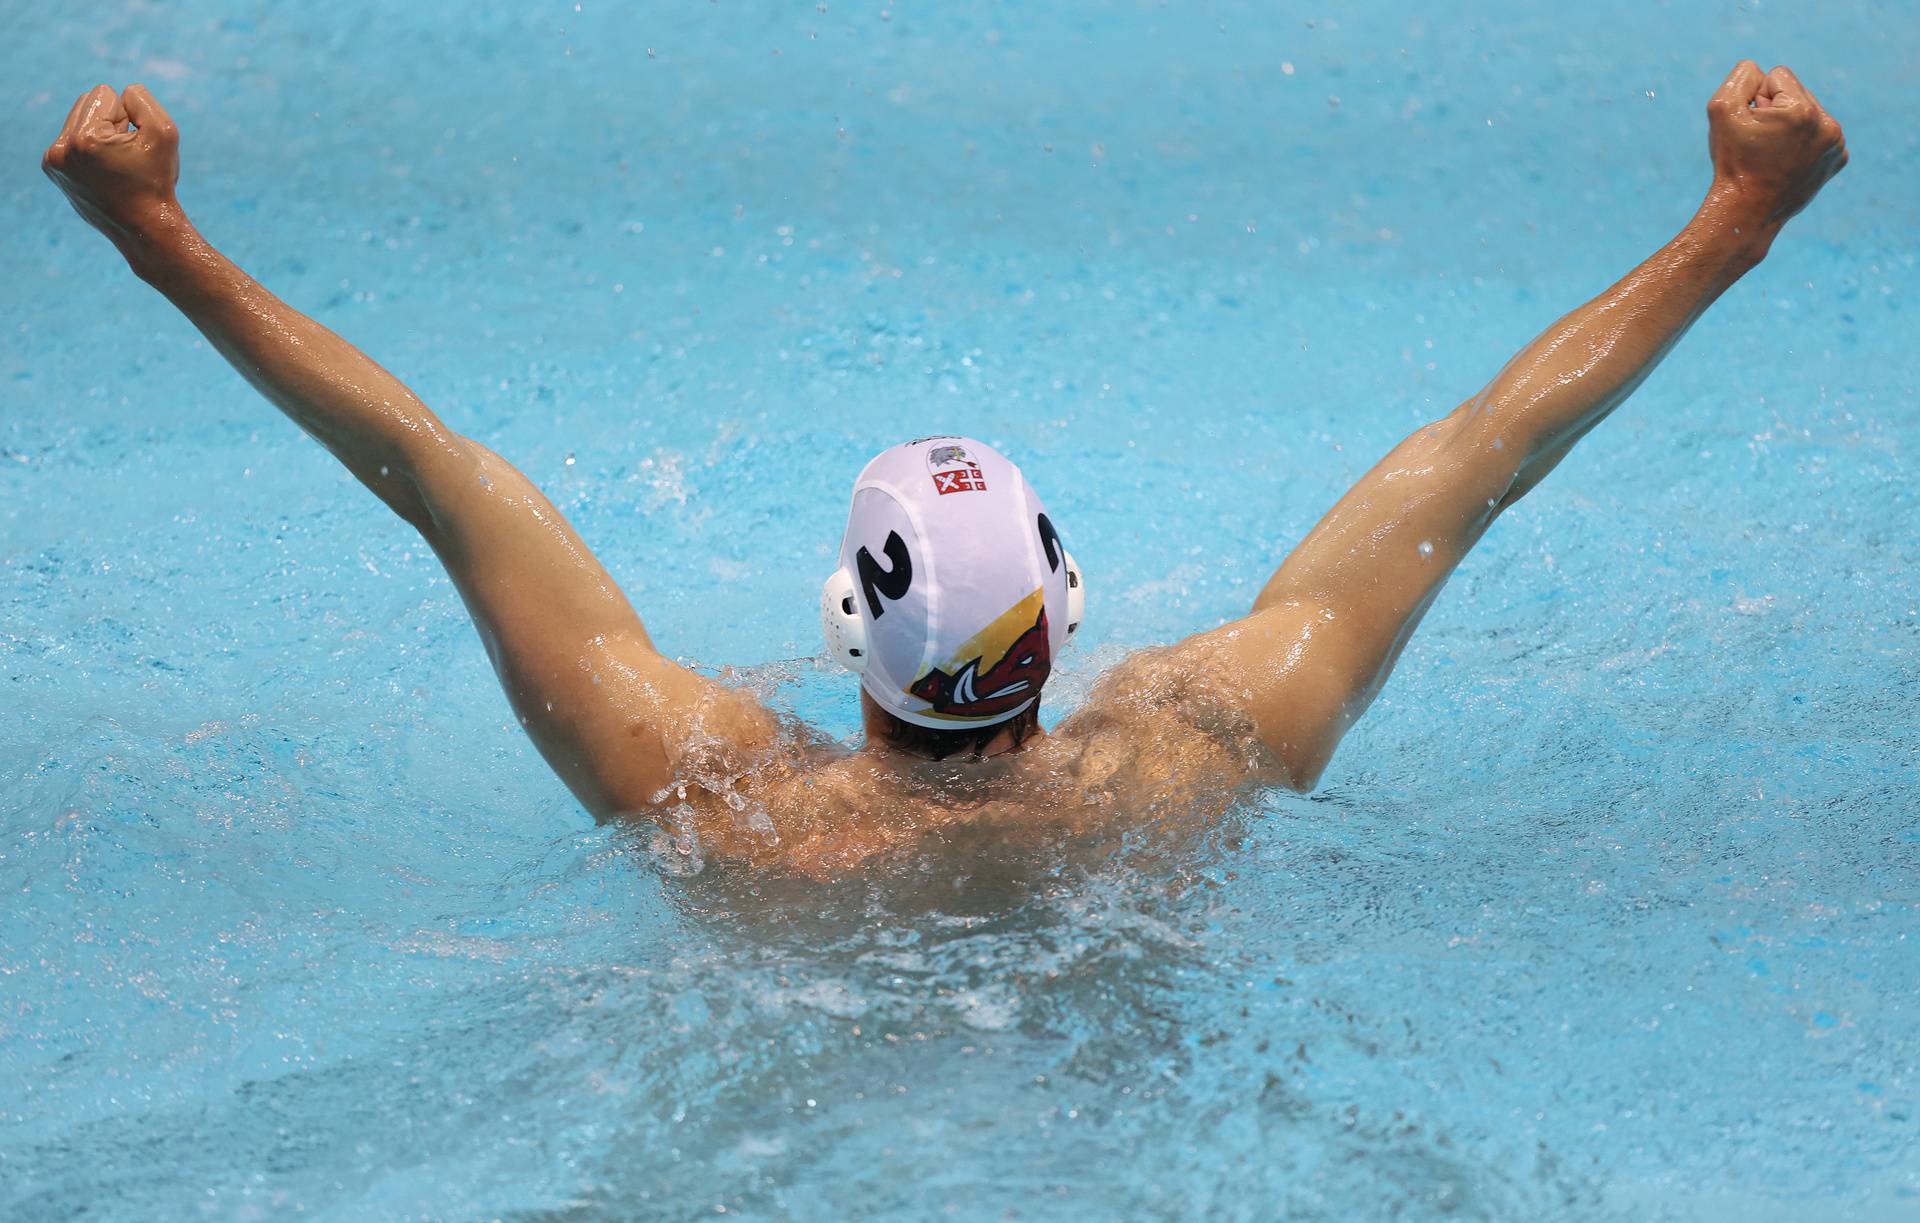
xmin=1188 ymin=61 xmax=1846 ymax=789
xmin=43 ymin=85 xmax=778 ymax=819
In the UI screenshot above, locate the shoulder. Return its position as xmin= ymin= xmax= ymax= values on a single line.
xmin=1060 ymin=608 xmax=1357 ymax=792
xmin=1049 ymin=639 xmax=1276 ymax=796
xmin=559 ymin=636 xmax=792 ymax=818
xmin=1061 ymin=629 xmax=1270 ymax=739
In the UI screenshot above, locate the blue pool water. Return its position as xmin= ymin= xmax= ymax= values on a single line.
xmin=4 ymin=2 xmax=1917 ymax=1217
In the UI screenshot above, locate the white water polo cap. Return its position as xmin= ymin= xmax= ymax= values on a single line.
xmin=822 ymin=436 xmax=1084 ymax=729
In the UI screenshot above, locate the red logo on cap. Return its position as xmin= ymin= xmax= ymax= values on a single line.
xmin=910 ymin=605 xmax=1051 ymax=719
xmin=931 ymin=466 xmax=987 ymax=495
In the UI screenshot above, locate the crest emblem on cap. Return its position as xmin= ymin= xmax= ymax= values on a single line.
xmin=926 ymin=443 xmax=987 ymax=496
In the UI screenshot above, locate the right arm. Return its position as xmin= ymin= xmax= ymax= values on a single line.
xmin=43 ymin=85 xmax=780 ymax=819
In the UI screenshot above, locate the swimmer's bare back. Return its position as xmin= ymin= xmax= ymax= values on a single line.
xmin=44 ymin=65 xmax=1844 ymax=879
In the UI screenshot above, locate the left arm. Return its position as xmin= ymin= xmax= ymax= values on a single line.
xmin=42 ymin=84 xmax=779 ymax=820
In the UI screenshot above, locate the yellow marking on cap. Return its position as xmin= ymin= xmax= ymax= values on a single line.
xmin=903 ymin=585 xmax=1047 ymax=702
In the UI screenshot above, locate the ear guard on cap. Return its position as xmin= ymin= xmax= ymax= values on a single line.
xmin=821 ymin=567 xmax=870 ymax=673
xmin=1062 ymin=550 xmax=1085 ymax=641
xmin=820 ymin=553 xmax=1086 ymax=675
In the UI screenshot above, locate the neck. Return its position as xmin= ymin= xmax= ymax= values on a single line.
xmin=859 ymin=694 xmax=1044 ymax=762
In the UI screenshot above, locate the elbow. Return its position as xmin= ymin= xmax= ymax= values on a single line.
xmin=376 ymin=432 xmax=478 ymax=540
xmin=1435 ymin=402 xmax=1535 ymax=504
xmin=389 ymin=482 xmax=438 ymax=537
xmin=355 ymin=461 xmax=435 ymax=536
xmin=1439 ymin=397 xmax=1518 ymax=460
xmin=364 ymin=441 xmax=443 ymax=533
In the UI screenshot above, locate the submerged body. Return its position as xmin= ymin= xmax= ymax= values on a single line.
xmin=40 ymin=64 xmax=1846 ymax=878
xmin=645 ymin=643 xmax=1272 ymax=877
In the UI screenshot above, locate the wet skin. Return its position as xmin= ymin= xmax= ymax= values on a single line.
xmin=43 ymin=64 xmax=1846 ymax=879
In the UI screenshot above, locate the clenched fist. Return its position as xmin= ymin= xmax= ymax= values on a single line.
xmin=1706 ymin=61 xmax=1846 ymax=230
xmin=43 ymin=84 xmax=182 ymax=244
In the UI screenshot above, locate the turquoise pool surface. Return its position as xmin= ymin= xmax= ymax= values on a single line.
xmin=3 ymin=2 xmax=1917 ymax=1218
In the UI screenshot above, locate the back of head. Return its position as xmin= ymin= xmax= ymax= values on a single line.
xmin=821 ymin=436 xmax=1083 ymax=742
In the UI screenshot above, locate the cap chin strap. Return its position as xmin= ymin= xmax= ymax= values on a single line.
xmin=820 ymin=551 xmax=1085 ymax=676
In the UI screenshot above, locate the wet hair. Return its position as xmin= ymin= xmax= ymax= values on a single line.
xmin=872 ymin=702 xmax=1042 ymax=762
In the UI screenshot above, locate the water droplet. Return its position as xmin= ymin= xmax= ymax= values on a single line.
xmin=1418 ymin=540 xmax=1435 ymax=558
